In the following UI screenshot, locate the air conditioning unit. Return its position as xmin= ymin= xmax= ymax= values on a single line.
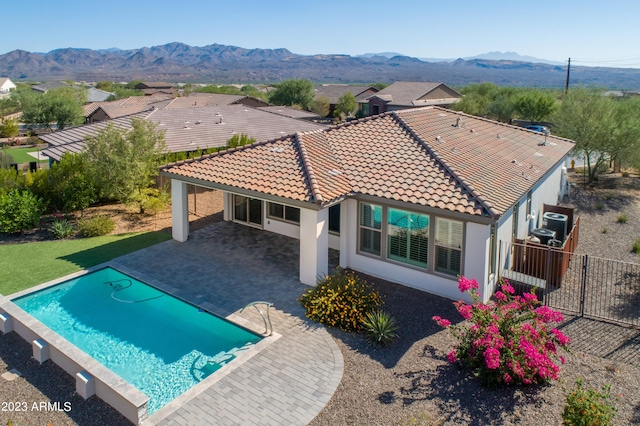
xmin=543 ymin=212 xmax=569 ymax=242
xmin=531 ymin=228 xmax=556 ymax=245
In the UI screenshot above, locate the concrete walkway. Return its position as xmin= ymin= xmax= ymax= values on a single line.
xmin=111 ymin=221 xmax=343 ymax=425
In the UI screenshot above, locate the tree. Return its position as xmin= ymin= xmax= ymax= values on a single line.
xmin=512 ymin=90 xmax=557 ymax=123
xmin=335 ymin=92 xmax=357 ymax=119
xmin=19 ymin=87 xmax=85 ymax=130
xmin=0 ymin=118 xmax=19 ymax=138
xmin=226 ymin=133 xmax=255 ymax=148
xmin=28 ymin=153 xmax=97 ymax=214
xmin=0 ymin=189 xmax=45 ymax=233
xmin=268 ymin=79 xmax=315 ymax=110
xmin=310 ymin=96 xmax=330 ymax=117
xmin=453 ymin=83 xmax=502 ymax=118
xmin=371 ymin=82 xmax=389 ymax=90
xmin=83 ymin=118 xmax=166 ymax=212
xmin=553 ymin=88 xmax=619 ymax=184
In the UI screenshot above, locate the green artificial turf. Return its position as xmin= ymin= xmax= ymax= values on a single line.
xmin=3 ymin=147 xmax=48 ymax=164
xmin=0 ymin=231 xmax=171 ymax=295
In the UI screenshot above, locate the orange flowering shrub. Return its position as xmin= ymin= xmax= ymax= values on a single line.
xmin=299 ymin=269 xmax=381 ymax=332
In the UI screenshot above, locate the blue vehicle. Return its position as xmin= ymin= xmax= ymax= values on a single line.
xmin=523 ymin=125 xmax=550 ymax=135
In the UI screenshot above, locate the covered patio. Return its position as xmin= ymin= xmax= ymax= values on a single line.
xmin=109 ymin=221 xmax=342 ymax=425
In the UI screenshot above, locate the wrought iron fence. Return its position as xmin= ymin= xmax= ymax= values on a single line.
xmin=499 ymin=241 xmax=640 ymax=327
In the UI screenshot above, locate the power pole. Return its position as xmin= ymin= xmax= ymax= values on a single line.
xmin=565 ymin=57 xmax=571 ymax=95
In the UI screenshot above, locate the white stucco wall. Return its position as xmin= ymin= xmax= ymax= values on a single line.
xmin=465 ymin=222 xmax=491 ymax=302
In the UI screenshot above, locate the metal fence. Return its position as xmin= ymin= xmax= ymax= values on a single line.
xmin=499 ymin=241 xmax=640 ymax=327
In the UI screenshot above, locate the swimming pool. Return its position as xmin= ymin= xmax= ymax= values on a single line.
xmin=12 ymin=267 xmax=262 ymax=415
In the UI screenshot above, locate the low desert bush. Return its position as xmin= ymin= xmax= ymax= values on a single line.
xmin=77 ymin=215 xmax=115 ymax=237
xmin=562 ymin=378 xmax=617 ymax=426
xmin=299 ymin=269 xmax=381 ymax=332
xmin=616 ymin=214 xmax=628 ymax=224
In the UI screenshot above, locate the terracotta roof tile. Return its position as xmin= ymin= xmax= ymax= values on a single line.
xmin=163 ymin=107 xmax=575 ymax=218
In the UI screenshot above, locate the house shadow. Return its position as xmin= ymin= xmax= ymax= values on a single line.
xmin=0 ymin=331 xmax=132 ymax=425
xmin=58 ymin=232 xmax=171 ymax=269
xmin=324 ymin=272 xmax=464 ymax=369
xmin=376 ymin=360 xmax=547 ymax=425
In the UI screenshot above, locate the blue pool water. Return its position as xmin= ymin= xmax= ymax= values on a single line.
xmin=13 ymin=267 xmax=262 ymax=414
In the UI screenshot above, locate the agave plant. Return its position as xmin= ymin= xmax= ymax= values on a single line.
xmin=362 ymin=309 xmax=398 ymax=346
xmin=49 ymin=218 xmax=75 ymax=239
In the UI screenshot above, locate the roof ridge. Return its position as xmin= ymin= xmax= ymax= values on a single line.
xmin=293 ymin=132 xmax=324 ymax=205
xmin=390 ymin=111 xmax=500 ymax=219
xmin=324 ymin=111 xmax=396 ymax=132
xmin=161 ymin=135 xmax=289 ymax=169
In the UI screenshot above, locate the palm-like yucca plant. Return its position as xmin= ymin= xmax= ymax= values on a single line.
xmin=363 ymin=309 xmax=398 ymax=346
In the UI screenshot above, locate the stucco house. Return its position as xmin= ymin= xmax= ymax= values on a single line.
xmin=364 ymin=82 xmax=462 ymax=116
xmin=0 ymin=77 xmax=16 ymax=93
xmin=162 ymin=107 xmax=574 ymax=303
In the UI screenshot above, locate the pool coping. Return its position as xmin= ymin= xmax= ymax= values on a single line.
xmin=0 ymin=262 xmax=277 ymax=425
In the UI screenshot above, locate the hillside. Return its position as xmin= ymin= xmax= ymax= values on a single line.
xmin=2 ymin=42 xmax=639 ymax=88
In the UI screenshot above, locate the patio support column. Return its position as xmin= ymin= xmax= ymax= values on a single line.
xmin=223 ymin=192 xmax=233 ymax=221
xmin=299 ymin=207 xmax=329 ymax=286
xmin=171 ymin=179 xmax=189 ymax=242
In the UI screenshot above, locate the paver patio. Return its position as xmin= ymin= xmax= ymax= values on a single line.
xmin=110 ymin=221 xmax=343 ymax=425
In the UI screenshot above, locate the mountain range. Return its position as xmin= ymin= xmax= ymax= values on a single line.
xmin=1 ymin=42 xmax=639 ymax=88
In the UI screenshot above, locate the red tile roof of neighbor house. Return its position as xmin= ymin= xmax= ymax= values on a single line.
xmin=163 ymin=107 xmax=575 ymax=218
xmin=368 ymin=81 xmax=462 ymax=106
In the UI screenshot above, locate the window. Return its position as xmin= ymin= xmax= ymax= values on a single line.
xmin=387 ymin=208 xmax=429 ymax=268
xmin=328 ymin=204 xmax=340 ymax=234
xmin=359 ymin=203 xmax=382 ymax=255
xmin=234 ymin=195 xmax=263 ymax=226
xmin=435 ymin=218 xmax=463 ymax=276
xmin=267 ymin=202 xmax=300 ymax=223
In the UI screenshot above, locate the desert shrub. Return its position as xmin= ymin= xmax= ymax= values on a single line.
xmin=77 ymin=215 xmax=115 ymax=237
xmin=0 ymin=189 xmax=45 ymax=233
xmin=621 ymin=171 xmax=630 ymax=177
xmin=633 ymin=238 xmax=640 ymax=254
xmin=131 ymin=187 xmax=170 ymax=215
xmin=562 ymin=378 xmax=617 ymax=426
xmin=0 ymin=118 xmax=19 ymax=138
xmin=595 ymin=202 xmax=604 ymax=211
xmin=362 ymin=309 xmax=398 ymax=346
xmin=299 ymin=269 xmax=381 ymax=332
xmin=434 ymin=276 xmax=570 ymax=387
xmin=601 ymin=227 xmax=608 ymax=234
xmin=49 ymin=218 xmax=75 ymax=239
xmin=616 ymin=214 xmax=628 ymax=224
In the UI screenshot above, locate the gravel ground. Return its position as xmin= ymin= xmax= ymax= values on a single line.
xmin=2 ymin=179 xmax=640 ymax=425
xmin=309 ymin=172 xmax=640 ymax=426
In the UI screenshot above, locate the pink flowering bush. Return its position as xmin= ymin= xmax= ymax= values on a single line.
xmin=433 ymin=276 xmax=570 ymax=387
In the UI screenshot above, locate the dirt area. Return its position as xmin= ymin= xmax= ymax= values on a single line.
xmin=0 ymin=186 xmax=224 ymax=244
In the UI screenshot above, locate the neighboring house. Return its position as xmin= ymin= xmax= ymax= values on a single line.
xmin=31 ymin=81 xmax=69 ymax=93
xmin=83 ymin=93 xmax=269 ymax=123
xmin=165 ymin=92 xmax=270 ymax=109
xmin=84 ymin=95 xmax=174 ymax=123
xmin=257 ymin=106 xmax=320 ymax=121
xmin=314 ymin=85 xmax=378 ymax=117
xmin=162 ymin=107 xmax=574 ymax=303
xmin=134 ymin=81 xmax=178 ymax=96
xmin=86 ymin=87 xmax=115 ymax=103
xmin=40 ymin=104 xmax=326 ymax=160
xmin=0 ymin=77 xmax=16 ymax=93
xmin=364 ymin=81 xmax=462 ymax=116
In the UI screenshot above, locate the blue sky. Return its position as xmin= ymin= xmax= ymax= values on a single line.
xmin=4 ymin=0 xmax=640 ymax=68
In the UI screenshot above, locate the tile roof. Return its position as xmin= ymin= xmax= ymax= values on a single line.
xmin=315 ymin=85 xmax=377 ymax=103
xmin=257 ymin=106 xmax=320 ymax=120
xmin=31 ymin=81 xmax=69 ymax=92
xmin=163 ymin=107 xmax=575 ymax=219
xmin=368 ymin=81 xmax=462 ymax=106
xmin=83 ymin=95 xmax=174 ymax=117
xmin=86 ymin=87 xmax=114 ymax=103
xmin=41 ymin=105 xmax=325 ymax=161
